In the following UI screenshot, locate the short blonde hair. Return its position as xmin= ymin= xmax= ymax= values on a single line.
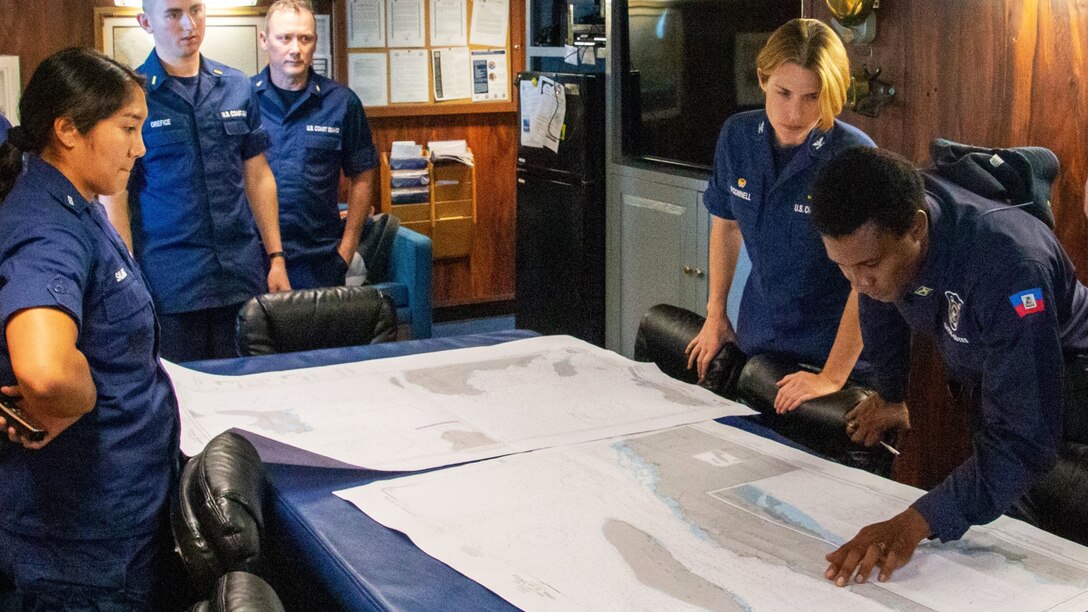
xmin=756 ymin=18 xmax=850 ymax=132
xmin=265 ymin=0 xmax=315 ymax=29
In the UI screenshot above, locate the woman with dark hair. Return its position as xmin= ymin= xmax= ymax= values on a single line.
xmin=0 ymin=47 xmax=180 ymax=608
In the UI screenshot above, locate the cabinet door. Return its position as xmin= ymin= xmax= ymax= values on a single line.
xmin=613 ymin=176 xmax=707 ymax=357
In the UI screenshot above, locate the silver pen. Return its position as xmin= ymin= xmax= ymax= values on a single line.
xmin=879 ymin=440 xmax=900 ymax=456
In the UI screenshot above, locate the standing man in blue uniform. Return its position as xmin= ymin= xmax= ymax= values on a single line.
xmin=686 ymin=19 xmax=875 ymax=412
xmin=103 ymin=0 xmax=291 ymax=362
xmin=811 ymin=147 xmax=1088 ymax=585
xmin=253 ymin=0 xmax=378 ymax=289
xmin=0 ymin=47 xmax=180 ymax=609
xmin=0 ymin=113 xmax=10 ymax=142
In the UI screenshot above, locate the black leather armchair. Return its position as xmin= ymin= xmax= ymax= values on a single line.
xmin=172 ymin=432 xmax=268 ymax=597
xmin=235 ymin=285 xmax=397 ymax=356
xmin=186 ymin=571 xmax=285 ymax=612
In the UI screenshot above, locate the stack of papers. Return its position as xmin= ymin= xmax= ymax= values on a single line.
xmin=390 ymin=140 xmax=429 ymax=170
xmin=428 ymin=139 xmax=474 ymax=166
xmin=389 ymin=168 xmax=430 ymax=188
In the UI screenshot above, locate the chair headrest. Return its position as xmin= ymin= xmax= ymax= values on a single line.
xmin=236 ymin=285 xmax=398 ymax=356
xmin=633 ymin=303 xmax=745 ymax=396
xmin=172 ymin=432 xmax=268 ymax=596
xmin=186 ymin=571 xmax=285 ymax=612
xmin=929 ymin=138 xmax=1058 ymax=229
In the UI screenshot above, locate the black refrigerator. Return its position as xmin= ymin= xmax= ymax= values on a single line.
xmin=515 ymin=72 xmax=606 ymax=345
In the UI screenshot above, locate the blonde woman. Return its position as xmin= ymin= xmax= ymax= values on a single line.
xmin=687 ymin=18 xmax=874 ymax=411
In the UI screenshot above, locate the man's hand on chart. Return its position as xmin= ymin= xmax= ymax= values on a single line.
xmin=844 ymin=394 xmax=910 ymax=447
xmin=773 ymin=370 xmax=841 ymax=413
xmin=685 ymin=316 xmax=736 ymax=382
xmin=825 ymin=507 xmax=930 ymax=585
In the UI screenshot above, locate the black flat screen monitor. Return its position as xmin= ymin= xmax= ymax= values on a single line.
xmin=619 ymin=0 xmax=802 ymax=170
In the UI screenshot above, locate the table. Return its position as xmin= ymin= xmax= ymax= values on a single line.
xmin=185 ymin=331 xmax=802 ymax=610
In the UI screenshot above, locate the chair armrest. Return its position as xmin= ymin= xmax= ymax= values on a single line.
xmin=735 ymin=353 xmax=892 ymax=476
xmin=1011 ymin=442 xmax=1088 ymax=546
xmin=388 ymin=227 xmax=433 ymax=339
xmin=633 ymin=304 xmax=745 ymax=397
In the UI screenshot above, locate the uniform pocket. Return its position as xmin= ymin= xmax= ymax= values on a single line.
xmin=102 ymin=276 xmax=153 ymax=323
xmin=98 ymin=275 xmax=157 ymax=362
xmin=143 ymin=127 xmax=187 ymax=148
xmin=305 ymin=132 xmax=341 ymax=152
xmin=304 ymin=133 xmax=342 ymax=183
xmin=222 ymin=119 xmax=251 ymax=136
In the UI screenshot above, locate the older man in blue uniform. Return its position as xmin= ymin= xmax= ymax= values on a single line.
xmin=810 ymin=146 xmax=1088 ymax=585
xmin=103 ymin=0 xmax=291 ymax=361
xmin=253 ymin=0 xmax=378 ymax=289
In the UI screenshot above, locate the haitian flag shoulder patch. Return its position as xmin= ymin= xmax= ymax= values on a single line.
xmin=1009 ymin=288 xmax=1045 ymax=318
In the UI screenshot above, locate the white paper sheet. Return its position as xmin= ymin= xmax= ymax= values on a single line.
xmin=348 ymin=0 xmax=385 ymax=48
xmin=348 ymin=52 xmax=388 ymax=106
xmin=531 ymin=76 xmax=565 ymax=153
xmin=429 ymin=0 xmax=466 ymax=46
xmin=312 ymin=55 xmax=331 ymax=77
xmin=469 ymin=0 xmax=508 ymax=47
xmin=339 ymin=421 xmax=1088 ymax=611
xmin=470 ymin=49 xmax=507 ymax=101
xmin=519 ymin=78 xmax=542 ymax=147
xmin=315 ymin=14 xmax=332 ymax=56
xmin=431 ymin=47 xmax=471 ymax=101
xmin=389 ymin=48 xmax=430 ymax=103
xmin=387 ymin=0 xmax=426 ymax=47
xmin=166 ymin=336 xmax=754 ymax=471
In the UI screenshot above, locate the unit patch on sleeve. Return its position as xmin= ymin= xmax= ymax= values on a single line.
xmin=1009 ymin=288 xmax=1046 ymax=317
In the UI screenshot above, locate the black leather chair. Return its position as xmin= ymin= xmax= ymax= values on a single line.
xmin=235 ymin=285 xmax=397 ymax=356
xmin=186 ymin=571 xmax=285 ymax=612
xmin=633 ymin=304 xmax=889 ymax=475
xmin=172 ymin=432 xmax=268 ymax=597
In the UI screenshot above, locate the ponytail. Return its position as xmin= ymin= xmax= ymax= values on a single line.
xmin=0 ymin=128 xmax=25 ymax=201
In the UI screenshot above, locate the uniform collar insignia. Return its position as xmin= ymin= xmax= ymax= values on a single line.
xmin=914 ymin=286 xmax=933 ymax=297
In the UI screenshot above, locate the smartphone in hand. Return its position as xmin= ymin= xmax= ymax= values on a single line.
xmin=0 ymin=394 xmax=46 ymax=443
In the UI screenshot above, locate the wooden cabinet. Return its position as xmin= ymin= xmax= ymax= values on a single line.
xmin=380 ymin=153 xmax=477 ymax=260
xmin=605 ymin=165 xmax=751 ymax=357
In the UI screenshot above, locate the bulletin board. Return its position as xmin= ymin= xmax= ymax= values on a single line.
xmin=94 ymin=7 xmax=268 ymax=75
xmin=336 ymin=0 xmax=517 ymax=117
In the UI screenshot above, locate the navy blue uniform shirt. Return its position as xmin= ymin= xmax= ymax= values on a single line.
xmin=861 ymin=173 xmax=1088 ymax=541
xmin=0 ymin=113 xmax=10 ymax=142
xmin=129 ymin=51 xmax=271 ymax=314
xmin=252 ymin=67 xmax=377 ymax=263
xmin=704 ymin=110 xmax=875 ymax=367
xmin=0 ymin=156 xmax=179 ymax=541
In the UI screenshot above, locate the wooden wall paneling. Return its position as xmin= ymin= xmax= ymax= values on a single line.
xmin=370 ymin=110 xmax=518 ymax=306
xmin=0 ymin=1 xmax=109 ymax=91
